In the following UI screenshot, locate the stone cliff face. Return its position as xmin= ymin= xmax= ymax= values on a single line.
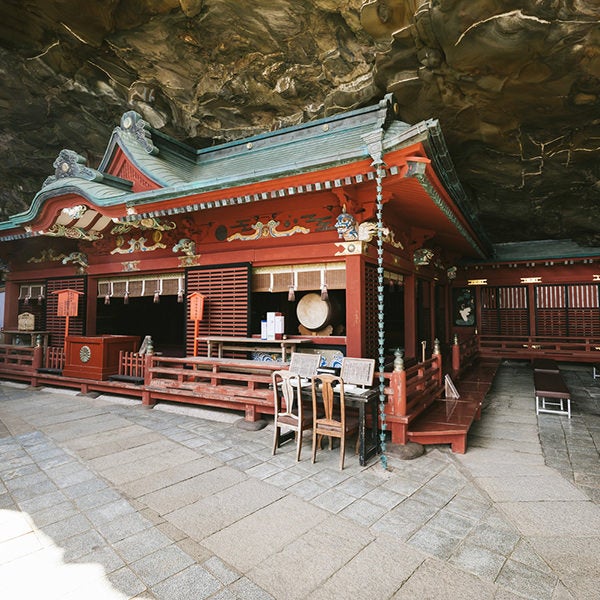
xmin=0 ymin=0 xmax=598 ymax=246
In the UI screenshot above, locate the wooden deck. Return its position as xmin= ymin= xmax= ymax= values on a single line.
xmin=407 ymin=357 xmax=501 ymax=453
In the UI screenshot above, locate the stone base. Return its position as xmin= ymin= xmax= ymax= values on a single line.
xmin=386 ymin=441 xmax=425 ymax=460
xmin=77 ymin=391 xmax=100 ymax=398
xmin=236 ymin=419 xmax=268 ymax=431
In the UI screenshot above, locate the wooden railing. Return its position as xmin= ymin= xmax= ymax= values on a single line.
xmin=381 ymin=344 xmax=444 ymax=445
xmin=451 ymin=334 xmax=479 ymax=378
xmin=479 ymin=335 xmax=600 ymax=362
xmin=143 ymin=355 xmax=287 ymax=421
xmin=44 ymin=346 xmax=65 ymax=372
xmin=0 ymin=344 xmax=43 ymax=382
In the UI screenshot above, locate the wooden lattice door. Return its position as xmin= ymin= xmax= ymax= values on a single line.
xmin=185 ymin=263 xmax=251 ymax=357
xmin=45 ymin=277 xmax=86 ymax=348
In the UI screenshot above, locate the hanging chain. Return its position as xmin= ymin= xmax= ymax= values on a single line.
xmin=375 ymin=161 xmax=388 ymax=470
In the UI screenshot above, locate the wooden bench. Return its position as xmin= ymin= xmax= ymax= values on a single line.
xmin=143 ymin=355 xmax=286 ymax=422
xmin=532 ymin=358 xmax=560 ymax=373
xmin=534 ymin=370 xmax=571 ymax=418
xmin=407 ymin=395 xmax=484 ymax=454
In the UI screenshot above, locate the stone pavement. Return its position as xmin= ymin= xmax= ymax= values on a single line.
xmin=0 ymin=362 xmax=599 ymax=599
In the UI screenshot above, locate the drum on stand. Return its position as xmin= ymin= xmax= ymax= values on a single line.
xmin=296 ymin=292 xmax=338 ymax=331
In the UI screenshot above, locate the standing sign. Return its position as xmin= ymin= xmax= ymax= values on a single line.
xmin=188 ymin=292 xmax=206 ymax=356
xmin=53 ymin=289 xmax=83 ymax=354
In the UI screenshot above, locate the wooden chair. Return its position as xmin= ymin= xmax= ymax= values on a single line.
xmin=272 ymin=370 xmax=312 ymax=461
xmin=311 ymin=373 xmax=359 ymax=470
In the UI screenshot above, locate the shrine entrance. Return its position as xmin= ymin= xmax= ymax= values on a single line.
xmin=96 ymin=295 xmax=185 ymax=356
xmin=96 ymin=274 xmax=186 ymax=356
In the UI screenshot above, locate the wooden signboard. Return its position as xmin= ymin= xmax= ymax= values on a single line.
xmin=52 ymin=289 xmax=84 ymax=353
xmin=54 ymin=288 xmax=83 ymax=317
xmin=188 ymin=292 xmax=206 ymax=356
xmin=188 ymin=292 xmax=206 ymax=321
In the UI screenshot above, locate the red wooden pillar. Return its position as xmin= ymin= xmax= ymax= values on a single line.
xmin=429 ymin=281 xmax=436 ymax=348
xmin=345 ymin=255 xmax=366 ymax=358
xmin=527 ymin=284 xmax=536 ymax=336
xmin=474 ymin=286 xmax=483 ymax=334
xmin=404 ymin=273 xmax=416 ymax=360
xmin=3 ymin=280 xmax=20 ymax=329
xmin=86 ymin=277 xmax=97 ymax=335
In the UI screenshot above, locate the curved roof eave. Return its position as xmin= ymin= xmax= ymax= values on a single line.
xmin=0 ymin=179 xmax=130 ymax=231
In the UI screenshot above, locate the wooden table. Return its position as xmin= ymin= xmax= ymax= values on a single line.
xmin=197 ymin=336 xmax=312 ymax=362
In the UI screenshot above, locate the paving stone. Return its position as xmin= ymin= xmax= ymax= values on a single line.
xmin=248 ymin=513 xmax=373 ymax=600
xmin=408 ymin=525 xmax=462 ymax=559
xmin=95 ymin=512 xmax=154 ymax=544
xmin=202 ymin=495 xmax=328 ymax=572
xmin=499 ymin=501 xmax=600 ymax=537
xmin=496 ymin=558 xmax=558 ymax=600
xmin=151 ymin=564 xmax=221 ymax=600
xmin=165 ymin=478 xmax=285 ymax=541
xmin=106 ymin=566 xmax=149 ymax=598
xmin=117 ymin=456 xmax=223 ymax=499
xmin=130 ymin=544 xmax=196 ymax=587
xmin=449 ymin=542 xmax=505 ymax=580
xmin=141 ymin=465 xmax=247 ymax=515
xmin=287 ymin=477 xmax=328 ymax=501
xmin=340 ymin=497 xmax=389 ymax=526
xmin=113 ymin=526 xmax=174 ymax=563
xmin=85 ymin=497 xmax=137 ymax=526
xmin=202 ymin=556 xmax=240 ymax=586
xmin=311 ymin=488 xmax=356 ymax=513
xmin=391 ymin=557 xmax=496 ymax=599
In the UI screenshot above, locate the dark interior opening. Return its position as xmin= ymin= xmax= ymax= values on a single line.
xmin=96 ymin=295 xmax=185 ymax=356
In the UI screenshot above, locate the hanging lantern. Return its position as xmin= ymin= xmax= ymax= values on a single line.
xmin=153 ymin=289 xmax=160 ymax=303
xmin=104 ymin=294 xmax=110 ymax=305
xmin=177 ymin=277 xmax=184 ymax=303
xmin=123 ymin=291 xmax=129 ymax=305
xmin=320 ymin=284 xmax=328 ymax=301
xmin=24 ymin=295 xmax=30 ymax=305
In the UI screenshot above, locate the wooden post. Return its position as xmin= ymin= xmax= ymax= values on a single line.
xmin=452 ymin=333 xmax=460 ymax=375
xmin=188 ymin=292 xmax=206 ymax=357
xmin=433 ymin=338 xmax=442 ymax=386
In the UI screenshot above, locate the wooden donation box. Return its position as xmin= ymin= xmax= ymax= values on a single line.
xmin=62 ymin=335 xmax=140 ymax=380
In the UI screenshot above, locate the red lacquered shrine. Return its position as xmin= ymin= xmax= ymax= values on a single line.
xmin=0 ymin=93 xmax=598 ymax=451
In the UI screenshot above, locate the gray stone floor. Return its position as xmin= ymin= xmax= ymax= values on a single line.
xmin=0 ymin=362 xmax=599 ymax=599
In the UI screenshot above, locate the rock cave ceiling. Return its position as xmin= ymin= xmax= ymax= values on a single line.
xmin=0 ymin=0 xmax=599 ymax=252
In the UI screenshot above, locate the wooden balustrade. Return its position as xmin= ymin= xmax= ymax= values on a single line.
xmin=478 ymin=335 xmax=600 ymax=362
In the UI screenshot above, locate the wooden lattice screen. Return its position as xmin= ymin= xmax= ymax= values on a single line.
xmin=185 ymin=263 xmax=251 ymax=356
xmin=536 ymin=284 xmax=600 ymax=337
xmin=45 ymin=277 xmax=86 ymax=347
xmin=480 ymin=286 xmax=529 ymax=336
xmin=364 ymin=262 xmax=378 ymax=360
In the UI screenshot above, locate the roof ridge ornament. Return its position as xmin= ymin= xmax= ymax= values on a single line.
xmin=43 ymin=149 xmax=104 ymax=187
xmin=119 ymin=110 xmax=159 ymax=155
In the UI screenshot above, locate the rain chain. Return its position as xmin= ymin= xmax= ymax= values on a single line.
xmin=375 ymin=160 xmax=388 ymax=470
